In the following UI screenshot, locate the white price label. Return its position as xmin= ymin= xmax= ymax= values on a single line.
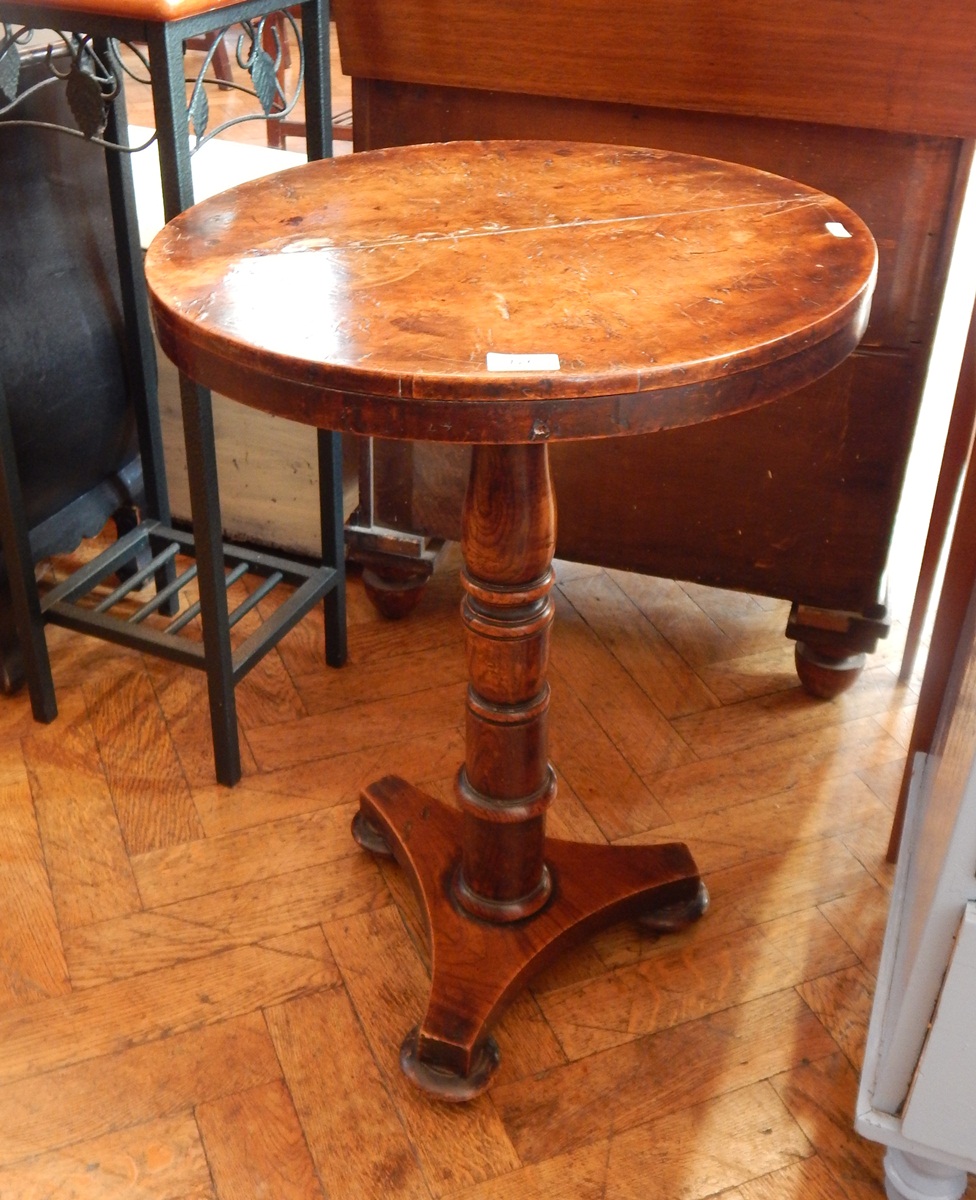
xmin=486 ymin=353 xmax=561 ymax=371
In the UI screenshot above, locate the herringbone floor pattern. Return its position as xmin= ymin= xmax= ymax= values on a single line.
xmin=0 ymin=524 xmax=966 ymax=1199
xmin=4 ymin=30 xmax=968 ymax=1200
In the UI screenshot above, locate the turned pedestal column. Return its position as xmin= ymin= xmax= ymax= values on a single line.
xmin=455 ymin=442 xmax=556 ymax=922
xmin=353 ymin=442 xmax=707 ymax=1098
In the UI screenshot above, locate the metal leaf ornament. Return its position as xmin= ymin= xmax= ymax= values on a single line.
xmin=65 ymin=61 xmax=106 ymax=138
xmin=249 ymin=45 xmax=277 ymax=115
xmin=189 ymin=83 xmax=209 ymax=138
xmin=0 ymin=42 xmax=20 ymax=103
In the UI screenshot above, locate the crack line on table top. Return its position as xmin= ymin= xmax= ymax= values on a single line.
xmin=269 ymin=197 xmax=828 ymax=255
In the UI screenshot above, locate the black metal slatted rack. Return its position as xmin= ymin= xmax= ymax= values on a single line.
xmin=41 ymin=521 xmax=339 ymax=680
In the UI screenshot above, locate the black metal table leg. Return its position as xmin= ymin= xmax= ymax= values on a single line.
xmin=0 ymin=376 xmax=57 ymax=721
xmin=319 ymin=429 xmax=347 ymax=668
xmin=96 ymin=34 xmax=179 ymax=610
xmin=148 ymin=21 xmax=241 ymax=784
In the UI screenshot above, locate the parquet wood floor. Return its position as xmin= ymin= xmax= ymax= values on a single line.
xmin=3 ymin=525 xmax=969 ymax=1199
xmin=8 ymin=28 xmax=968 ymax=1199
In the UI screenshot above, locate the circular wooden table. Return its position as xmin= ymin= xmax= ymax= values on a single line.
xmin=145 ymin=140 xmax=877 ymax=1099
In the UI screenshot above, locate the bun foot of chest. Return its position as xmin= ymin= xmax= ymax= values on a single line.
xmin=787 ymin=601 xmax=890 ymax=698
xmin=362 ymin=566 xmax=431 ymax=620
xmin=793 ymin=642 xmax=867 ymax=699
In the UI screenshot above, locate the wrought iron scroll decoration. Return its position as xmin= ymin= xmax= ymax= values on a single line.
xmin=0 ymin=13 xmax=304 ymax=153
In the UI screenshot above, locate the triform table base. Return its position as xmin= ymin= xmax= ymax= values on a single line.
xmin=355 ymin=774 xmax=708 ymax=1100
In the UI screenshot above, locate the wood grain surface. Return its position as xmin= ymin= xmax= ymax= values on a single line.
xmin=2 ymin=525 xmax=974 ymax=1196
xmin=146 ymin=140 xmax=876 ymax=442
xmin=333 ymin=0 xmax=976 ymax=138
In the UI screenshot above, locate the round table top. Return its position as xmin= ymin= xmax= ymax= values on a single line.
xmin=145 ymin=140 xmax=877 ymax=444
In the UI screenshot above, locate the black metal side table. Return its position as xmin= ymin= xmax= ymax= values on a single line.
xmin=0 ymin=0 xmax=345 ymax=785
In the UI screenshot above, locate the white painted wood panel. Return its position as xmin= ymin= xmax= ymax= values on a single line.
xmin=901 ymin=901 xmax=976 ymax=1156
xmin=866 ymin=587 xmax=976 ymax=1115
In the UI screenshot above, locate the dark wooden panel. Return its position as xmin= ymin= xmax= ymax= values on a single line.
xmin=334 ymin=0 xmax=976 ymax=138
xmin=380 ymin=349 xmax=916 ymax=613
xmin=551 ymin=352 xmax=917 ymax=609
